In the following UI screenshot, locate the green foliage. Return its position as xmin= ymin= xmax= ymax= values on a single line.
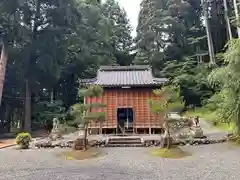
xmin=0 ymin=0 xmax=135 ymax=133
xmin=79 ymin=85 xmax=104 ymax=98
xmin=32 ymin=100 xmax=66 ymax=129
xmin=150 ymin=86 xmax=184 ymax=115
xmin=70 ymin=103 xmax=87 ymax=125
xmin=101 ymin=0 xmax=133 ymax=65
xmin=172 ymin=63 xmax=214 ymax=106
xmin=0 ymin=0 xmax=236 ymax=135
xmin=102 ymin=0 xmax=133 ymax=52
xmin=134 ymin=0 xmax=215 ymax=107
xmin=204 ymin=92 xmax=223 ymax=112
xmin=84 ymin=112 xmax=106 ymax=121
xmin=208 ymin=39 xmax=240 ymax=134
xmin=184 ymin=108 xmax=234 ymax=132
xmin=70 ymin=85 xmax=106 ymax=126
xmin=135 ymin=0 xmax=205 ymax=67
xmin=33 ymin=100 xmax=66 ymax=120
xmin=59 ymin=124 xmax=77 ymax=134
xmin=15 ymin=132 xmax=32 ymax=149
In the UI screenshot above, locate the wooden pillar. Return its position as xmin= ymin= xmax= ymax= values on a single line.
xmin=148 ymin=91 xmax=151 ymax=135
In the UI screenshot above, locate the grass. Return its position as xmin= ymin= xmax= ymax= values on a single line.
xmin=184 ymin=108 xmax=234 ymax=132
xmin=150 ymin=146 xmax=191 ymax=159
xmin=60 ymin=148 xmax=104 ymax=160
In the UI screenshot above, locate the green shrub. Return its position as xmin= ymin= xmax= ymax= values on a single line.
xmin=16 ymin=132 xmax=32 ymax=149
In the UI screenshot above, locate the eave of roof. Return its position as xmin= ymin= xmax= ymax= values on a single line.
xmin=79 ymin=65 xmax=168 ymax=87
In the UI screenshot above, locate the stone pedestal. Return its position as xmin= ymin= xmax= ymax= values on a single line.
xmin=49 ymin=129 xmax=62 ymax=141
xmin=78 ymin=129 xmax=85 ymax=137
xmin=190 ymin=127 xmax=204 ymax=138
xmin=78 ymin=124 xmax=85 ymax=136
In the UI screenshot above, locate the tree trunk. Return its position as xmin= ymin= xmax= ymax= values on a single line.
xmin=202 ymin=0 xmax=215 ymax=66
xmin=165 ymin=122 xmax=171 ymax=149
xmin=0 ymin=40 xmax=8 ymax=106
xmin=233 ymin=0 xmax=240 ymax=38
xmin=23 ymin=0 xmax=40 ymax=133
xmin=50 ymin=88 xmax=56 ymax=103
xmin=223 ymin=0 xmax=233 ymax=40
xmin=84 ymin=124 xmax=88 ymax=150
xmin=236 ymin=103 xmax=240 ymax=135
xmin=196 ymin=46 xmax=203 ymax=64
xmin=24 ymin=79 xmax=31 ymax=132
xmin=5 ymin=104 xmax=11 ymax=133
xmin=161 ymin=121 xmax=172 ymax=149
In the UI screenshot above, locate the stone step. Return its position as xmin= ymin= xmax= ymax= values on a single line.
xmin=108 ymin=140 xmax=142 ymax=145
xmin=105 ymin=144 xmax=144 ymax=147
xmin=124 ymin=130 xmax=134 ymax=133
xmin=108 ymin=138 xmax=141 ymax=141
xmin=124 ymin=128 xmax=134 ymax=132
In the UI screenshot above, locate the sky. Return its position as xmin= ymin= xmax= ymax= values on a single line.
xmin=116 ymin=0 xmax=141 ymax=37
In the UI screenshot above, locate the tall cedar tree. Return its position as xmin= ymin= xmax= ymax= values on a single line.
xmin=101 ymin=0 xmax=134 ymax=65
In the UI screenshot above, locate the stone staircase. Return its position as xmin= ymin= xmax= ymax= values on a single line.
xmin=105 ymin=136 xmax=144 ymax=147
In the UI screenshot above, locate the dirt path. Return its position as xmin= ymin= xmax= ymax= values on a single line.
xmin=199 ymin=119 xmax=222 ymax=133
xmin=199 ymin=118 xmax=228 ymax=139
xmin=181 ymin=114 xmax=228 ymax=139
xmin=0 ymin=139 xmax=15 ymax=149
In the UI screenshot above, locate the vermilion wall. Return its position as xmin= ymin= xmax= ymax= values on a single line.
xmin=86 ymin=88 xmax=162 ymax=128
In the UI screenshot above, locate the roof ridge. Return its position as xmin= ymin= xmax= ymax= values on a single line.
xmin=99 ymin=65 xmax=151 ymax=71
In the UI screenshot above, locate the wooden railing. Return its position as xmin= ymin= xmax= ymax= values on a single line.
xmin=124 ymin=122 xmax=133 ymax=128
xmin=134 ymin=122 xmax=163 ymax=128
xmin=88 ymin=122 xmax=117 ymax=128
xmin=88 ymin=122 xmax=162 ymax=128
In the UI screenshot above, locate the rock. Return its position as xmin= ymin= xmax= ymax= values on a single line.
xmin=180 ymin=141 xmax=186 ymax=146
xmin=34 ymin=139 xmax=52 ymax=148
xmin=100 ymin=143 xmax=105 ymax=147
xmin=144 ymin=140 xmax=153 ymax=147
xmin=189 ymin=140 xmax=194 ymax=145
xmin=203 ymin=139 xmax=210 ymax=144
xmin=52 ymin=141 xmax=62 ymax=147
xmin=176 ymin=132 xmax=190 ymax=139
xmin=89 ymin=140 xmax=98 ymax=147
xmin=66 ymin=140 xmax=74 ymax=147
xmin=154 ymin=140 xmax=161 ymax=146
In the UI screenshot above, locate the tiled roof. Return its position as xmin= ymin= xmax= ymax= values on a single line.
xmin=80 ymin=65 xmax=168 ymax=87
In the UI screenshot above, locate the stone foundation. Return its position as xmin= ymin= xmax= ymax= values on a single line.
xmin=33 ymin=136 xmax=230 ymax=148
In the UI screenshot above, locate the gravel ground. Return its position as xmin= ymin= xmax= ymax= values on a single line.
xmin=1 ymin=143 xmax=240 ymax=180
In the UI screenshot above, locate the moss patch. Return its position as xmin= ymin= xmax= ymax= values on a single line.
xmin=150 ymin=146 xmax=191 ymax=159
xmin=60 ymin=148 xmax=104 ymax=160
